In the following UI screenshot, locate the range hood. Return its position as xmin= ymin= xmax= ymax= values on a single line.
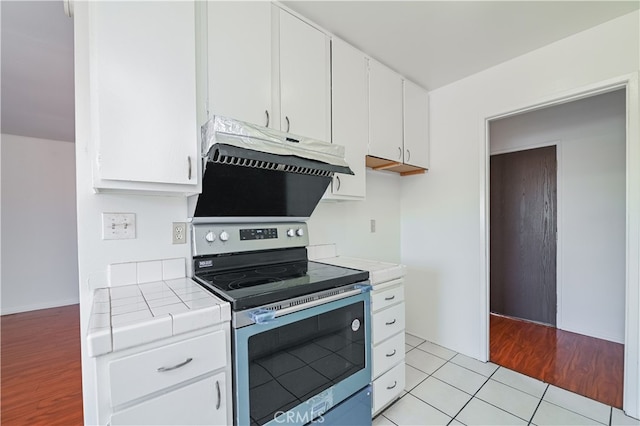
xmin=189 ymin=116 xmax=353 ymax=221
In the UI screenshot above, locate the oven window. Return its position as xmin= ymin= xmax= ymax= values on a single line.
xmin=247 ymin=302 xmax=366 ymax=425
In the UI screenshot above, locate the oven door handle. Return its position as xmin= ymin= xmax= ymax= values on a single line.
xmin=250 ymin=308 xmax=277 ymax=324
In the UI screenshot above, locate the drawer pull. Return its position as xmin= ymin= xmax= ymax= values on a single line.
xmin=187 ymin=156 xmax=192 ymax=180
xmin=386 ymin=349 xmax=397 ymax=357
xmin=387 ymin=381 xmax=398 ymax=390
xmin=385 ymin=319 xmax=397 ymax=326
xmin=265 ymin=110 xmax=270 ymax=127
xmin=157 ymin=357 xmax=193 ymax=372
xmin=216 ymin=380 xmax=221 ymax=410
xmin=384 ymin=295 xmax=396 ymax=301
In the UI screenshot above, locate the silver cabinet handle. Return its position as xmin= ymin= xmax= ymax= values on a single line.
xmin=386 ymin=349 xmax=397 ymax=357
xmin=385 ymin=319 xmax=397 ymax=326
xmin=285 ymin=116 xmax=290 ymax=132
xmin=335 ymin=176 xmax=341 ymax=191
xmin=398 ymin=147 xmax=402 ymax=159
xmin=215 ymin=380 xmax=221 ymax=410
xmin=187 ymin=156 xmax=192 ymax=180
xmin=157 ymin=357 xmax=193 ymax=372
xmin=265 ymin=110 xmax=270 ymax=128
xmin=387 ymin=381 xmax=397 ymax=390
xmin=406 ymin=149 xmax=411 ymax=162
xmin=384 ymin=295 xmax=395 ymax=301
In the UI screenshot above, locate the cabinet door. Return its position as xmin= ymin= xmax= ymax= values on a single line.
xmin=403 ymin=80 xmax=430 ymax=169
xmin=208 ymin=2 xmax=271 ymax=127
xmin=110 ymin=373 xmax=227 ymax=425
xmin=279 ymin=9 xmax=330 ymax=142
xmin=328 ymin=38 xmax=367 ymax=199
xmin=90 ymin=1 xmax=197 ymax=188
xmin=368 ymin=60 xmax=403 ymax=162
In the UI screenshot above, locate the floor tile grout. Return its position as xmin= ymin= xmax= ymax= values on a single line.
xmin=396 ymin=333 xmax=637 ymax=426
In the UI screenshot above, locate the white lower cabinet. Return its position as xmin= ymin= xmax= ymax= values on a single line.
xmin=373 ymin=362 xmax=406 ymax=415
xmin=97 ymin=328 xmax=231 ymax=425
xmin=371 ymin=280 xmax=406 ymax=416
xmin=110 ymin=373 xmax=226 ymax=425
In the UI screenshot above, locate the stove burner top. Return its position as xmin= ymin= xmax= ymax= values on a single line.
xmin=227 ymin=277 xmax=284 ymax=290
xmin=194 ymin=260 xmax=369 ymax=311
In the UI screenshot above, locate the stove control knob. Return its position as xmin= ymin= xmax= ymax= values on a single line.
xmin=219 ymin=231 xmax=230 ymax=242
xmin=287 ymin=229 xmax=295 ymax=237
xmin=205 ymin=231 xmax=216 ymax=243
xmin=296 ymin=228 xmax=305 ymax=237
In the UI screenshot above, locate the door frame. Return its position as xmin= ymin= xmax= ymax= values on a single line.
xmin=479 ymin=72 xmax=640 ymax=417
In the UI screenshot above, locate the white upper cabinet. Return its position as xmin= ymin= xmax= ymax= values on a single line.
xmin=368 ymin=60 xmax=404 ymax=162
xmin=89 ymin=1 xmax=199 ymax=194
xmin=278 ymin=9 xmax=331 ymax=142
xmin=207 ymin=2 xmax=272 ymax=127
xmin=403 ymin=80 xmax=430 ymax=169
xmin=327 ymin=38 xmax=367 ymax=199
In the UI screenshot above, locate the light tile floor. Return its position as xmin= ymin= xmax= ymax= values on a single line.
xmin=375 ymin=333 xmax=640 ymax=426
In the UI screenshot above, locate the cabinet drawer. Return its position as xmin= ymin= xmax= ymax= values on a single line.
xmin=109 ymin=331 xmax=226 ymax=407
xmin=373 ymin=362 xmax=405 ymax=415
xmin=111 ymin=372 xmax=227 ymax=425
xmin=372 ymin=303 xmax=405 ymax=345
xmin=373 ymin=332 xmax=405 ymax=379
xmin=371 ymin=285 xmax=404 ymax=312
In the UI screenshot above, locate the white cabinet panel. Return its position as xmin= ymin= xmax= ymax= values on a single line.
xmin=372 ymin=285 xmax=405 ymax=313
xmin=207 ymin=2 xmax=271 ymax=127
xmin=372 ymin=362 xmax=405 ymax=415
xmin=372 ymin=302 xmax=405 ymax=345
xmin=110 ymin=373 xmax=227 ymax=425
xmin=327 ymin=38 xmax=367 ymax=199
xmin=403 ymin=80 xmax=430 ymax=169
xmin=90 ymin=1 xmax=198 ymax=189
xmin=372 ymin=332 xmax=405 ymax=379
xmin=109 ymin=331 xmax=225 ymax=407
xmin=279 ymin=9 xmax=330 ymax=142
xmin=368 ymin=60 xmax=403 ymax=162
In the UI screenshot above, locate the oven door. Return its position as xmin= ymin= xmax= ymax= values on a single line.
xmin=233 ymin=291 xmax=371 ymax=426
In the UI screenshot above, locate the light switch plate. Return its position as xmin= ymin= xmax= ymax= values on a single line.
xmin=102 ymin=213 xmax=136 ymax=240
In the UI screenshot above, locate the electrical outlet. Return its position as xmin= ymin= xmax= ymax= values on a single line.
xmin=173 ymin=222 xmax=187 ymax=244
xmin=370 ymin=219 xmax=376 ymax=233
xmin=102 ymin=213 xmax=136 ymax=240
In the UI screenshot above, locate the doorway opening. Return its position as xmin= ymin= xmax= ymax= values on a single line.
xmin=487 ymin=89 xmax=626 ymax=408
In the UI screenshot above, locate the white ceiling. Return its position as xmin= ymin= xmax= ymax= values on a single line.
xmin=1 ymin=1 xmax=75 ymax=142
xmin=1 ymin=1 xmax=638 ymax=143
xmin=282 ymin=1 xmax=640 ymax=89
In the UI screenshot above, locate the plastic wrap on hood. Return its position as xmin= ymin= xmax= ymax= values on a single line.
xmin=201 ymin=116 xmax=353 ymax=174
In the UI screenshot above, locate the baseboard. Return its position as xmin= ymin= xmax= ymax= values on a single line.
xmin=0 ymin=298 xmax=80 ymax=316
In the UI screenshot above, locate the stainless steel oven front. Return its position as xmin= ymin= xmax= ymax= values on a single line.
xmin=233 ymin=288 xmax=371 ymax=426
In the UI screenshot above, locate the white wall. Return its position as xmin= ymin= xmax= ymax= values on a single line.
xmin=490 ymin=89 xmax=626 ymax=343
xmin=401 ymin=10 xmax=639 ymax=415
xmin=401 ymin=11 xmax=638 ymax=356
xmin=0 ymin=134 xmax=79 ymax=314
xmin=308 ymin=170 xmax=401 ymax=263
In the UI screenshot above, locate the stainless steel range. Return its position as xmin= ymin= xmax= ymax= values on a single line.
xmin=189 ymin=116 xmax=373 ymax=426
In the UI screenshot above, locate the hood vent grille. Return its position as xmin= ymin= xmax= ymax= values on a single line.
xmin=210 ymin=149 xmax=334 ymax=178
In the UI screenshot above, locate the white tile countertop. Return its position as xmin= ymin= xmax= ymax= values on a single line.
xmin=315 ymin=256 xmax=407 ymax=285
xmin=87 ymin=278 xmax=230 ymax=357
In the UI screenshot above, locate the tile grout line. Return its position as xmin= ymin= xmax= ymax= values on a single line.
xmin=527 ymin=383 xmax=549 ymax=425
xmin=447 ymin=363 xmax=498 ymax=423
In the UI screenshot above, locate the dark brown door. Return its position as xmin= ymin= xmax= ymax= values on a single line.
xmin=490 ymin=146 xmax=557 ymax=326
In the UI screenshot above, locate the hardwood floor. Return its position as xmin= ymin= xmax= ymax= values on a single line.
xmin=1 ymin=304 xmax=83 ymax=425
xmin=490 ymin=313 xmax=624 ymax=408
